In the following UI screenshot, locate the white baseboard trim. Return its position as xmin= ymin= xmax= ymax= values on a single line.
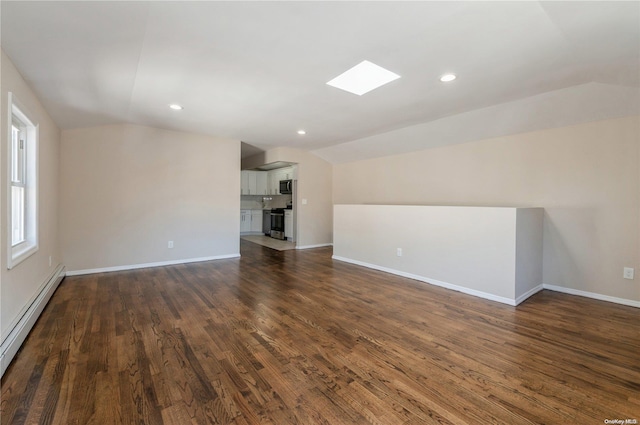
xmin=543 ymin=284 xmax=640 ymax=308
xmin=515 ymin=284 xmax=544 ymax=306
xmin=330 ymin=256 xmax=640 ymax=309
xmin=332 ymin=255 xmax=518 ymax=306
xmin=296 ymin=243 xmax=333 ymax=250
xmin=66 ymin=254 xmax=240 ymax=276
xmin=1 ymin=264 xmax=66 ymax=377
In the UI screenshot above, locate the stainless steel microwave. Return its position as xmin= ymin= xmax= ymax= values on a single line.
xmin=279 ymin=179 xmax=292 ymax=194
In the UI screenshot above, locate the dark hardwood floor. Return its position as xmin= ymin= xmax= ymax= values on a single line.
xmin=2 ymin=240 xmax=639 ymax=424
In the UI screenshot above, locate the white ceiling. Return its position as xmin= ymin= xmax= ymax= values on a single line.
xmin=2 ymin=1 xmax=638 ymax=162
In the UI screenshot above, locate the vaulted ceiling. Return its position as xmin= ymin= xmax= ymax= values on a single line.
xmin=2 ymin=1 xmax=638 ymax=163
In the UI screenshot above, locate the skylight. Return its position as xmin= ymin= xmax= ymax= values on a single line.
xmin=326 ymin=60 xmax=400 ymax=96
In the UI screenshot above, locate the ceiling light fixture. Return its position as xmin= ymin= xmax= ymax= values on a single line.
xmin=327 ymin=60 xmax=400 ymax=96
xmin=297 ymin=130 xmax=306 ymax=135
xmin=169 ymin=104 xmax=183 ymax=110
xmin=439 ymin=74 xmax=457 ymax=82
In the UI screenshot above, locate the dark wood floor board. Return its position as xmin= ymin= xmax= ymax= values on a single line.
xmin=2 ymin=240 xmax=639 ymax=424
xmin=348 ymin=340 xmax=529 ymax=425
xmin=160 ymin=403 xmax=195 ymax=425
xmin=331 ymin=383 xmax=396 ymax=425
xmin=91 ymin=369 xmax=121 ymax=425
xmin=504 ymin=334 xmax=640 ymax=398
xmin=331 ymin=346 xmax=453 ymax=424
xmin=390 ymin=311 xmax=629 ymax=417
xmin=382 ymin=305 xmax=633 ymax=422
xmin=350 ymin=337 xmax=528 ymax=421
xmin=303 ymin=386 xmax=361 ymax=424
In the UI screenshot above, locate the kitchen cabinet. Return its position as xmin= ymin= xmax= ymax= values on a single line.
xmin=241 ymin=170 xmax=268 ymax=195
xmin=251 ymin=210 xmax=263 ymax=232
xmin=241 ymin=209 xmax=264 ymax=234
xmin=255 ymin=172 xmax=268 ymax=195
xmin=284 ymin=210 xmax=293 ymax=240
xmin=281 ymin=167 xmax=295 ymax=180
xmin=241 ymin=171 xmax=255 ymax=195
xmin=267 ymin=170 xmax=278 ymax=195
xmin=240 ymin=209 xmax=251 ymax=233
xmin=267 ymin=166 xmax=295 ymax=195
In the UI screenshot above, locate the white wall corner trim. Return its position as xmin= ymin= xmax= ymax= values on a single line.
xmin=65 ymin=254 xmax=241 ymax=276
xmin=1 ymin=264 xmax=66 ymax=377
xmin=296 ymin=243 xmax=333 ymax=250
xmin=515 ymin=284 xmax=544 ymax=306
xmin=332 ymin=255 xmax=522 ymax=306
xmin=542 ymin=284 xmax=640 ymax=309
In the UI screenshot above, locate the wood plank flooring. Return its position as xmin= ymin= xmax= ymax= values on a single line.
xmin=2 ymin=240 xmax=639 ymax=424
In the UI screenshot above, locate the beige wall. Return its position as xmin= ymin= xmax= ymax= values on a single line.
xmin=60 ymin=124 xmax=240 ymax=272
xmin=1 ymin=51 xmax=62 ymax=339
xmin=334 ymin=116 xmax=640 ymax=303
xmin=243 ymin=147 xmax=332 ymax=248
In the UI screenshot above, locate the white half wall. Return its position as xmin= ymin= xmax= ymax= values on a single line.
xmin=516 ymin=208 xmax=544 ymax=302
xmin=333 ymin=205 xmax=543 ymax=305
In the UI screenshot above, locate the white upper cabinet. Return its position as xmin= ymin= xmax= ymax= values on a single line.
xmin=267 ymin=170 xmax=279 ymax=195
xmin=241 ymin=170 xmax=268 ymax=195
xmin=281 ymin=167 xmax=295 ymax=180
xmin=240 ymin=170 xmax=254 ymax=195
xmin=255 ymin=172 xmax=268 ymax=195
xmin=267 ymin=166 xmax=295 ymax=195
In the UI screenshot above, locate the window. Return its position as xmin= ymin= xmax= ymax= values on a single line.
xmin=7 ymin=93 xmax=38 ymax=268
xmin=11 ymin=118 xmax=26 ymax=245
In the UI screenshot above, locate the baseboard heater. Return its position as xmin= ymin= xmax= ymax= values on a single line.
xmin=0 ymin=264 xmax=66 ymax=377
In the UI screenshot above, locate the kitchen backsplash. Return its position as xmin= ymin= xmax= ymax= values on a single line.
xmin=241 ymin=195 xmax=292 ymax=210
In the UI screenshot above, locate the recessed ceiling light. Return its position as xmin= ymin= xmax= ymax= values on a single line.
xmin=297 ymin=130 xmax=306 ymax=135
xmin=440 ymin=74 xmax=457 ymax=82
xmin=169 ymin=104 xmax=183 ymax=110
xmin=327 ymin=60 xmax=401 ymax=96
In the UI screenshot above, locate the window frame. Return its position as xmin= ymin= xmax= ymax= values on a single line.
xmin=7 ymin=92 xmax=38 ymax=269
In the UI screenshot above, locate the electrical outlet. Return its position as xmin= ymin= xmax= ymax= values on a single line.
xmin=168 ymin=241 xmax=174 ymax=249
xmin=623 ymin=267 xmax=634 ymax=280
xmin=397 ymin=248 xmax=402 ymax=257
